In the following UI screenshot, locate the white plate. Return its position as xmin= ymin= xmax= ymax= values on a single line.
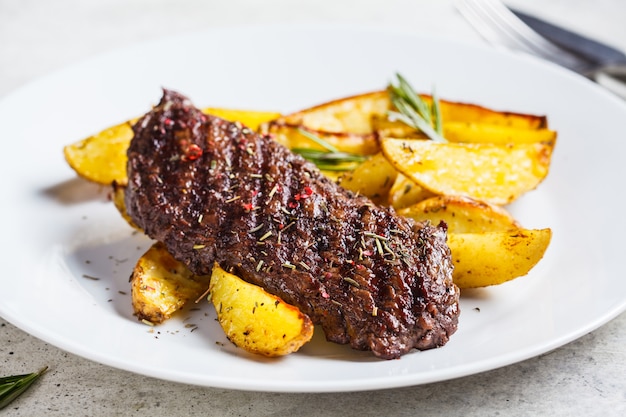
xmin=1 ymin=25 xmax=625 ymax=393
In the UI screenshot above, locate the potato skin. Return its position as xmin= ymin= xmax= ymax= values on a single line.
xmin=209 ymin=264 xmax=314 ymax=357
xmin=448 ymin=229 xmax=552 ymax=288
xmin=399 ymin=195 xmax=521 ymax=234
xmin=130 ymin=246 xmax=315 ymax=358
xmin=63 ymin=119 xmax=135 ymax=186
xmin=381 ymin=139 xmax=554 ymax=205
xmin=338 ymin=152 xmax=398 ymax=204
xmin=130 ymin=242 xmax=211 ymax=324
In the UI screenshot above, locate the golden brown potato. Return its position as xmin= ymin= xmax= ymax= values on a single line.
xmin=427 ymin=97 xmax=549 ymax=129
xmin=398 ymin=195 xmax=520 ymax=233
xmin=64 ymin=119 xmax=136 ymax=186
xmin=398 ymin=195 xmax=547 ymax=288
xmin=271 ymin=90 xmax=390 ymax=134
xmin=443 ymin=122 xmax=556 ymax=145
xmin=381 ymin=139 xmax=555 ymax=205
xmin=264 ymin=89 xmax=555 ymax=180
xmin=130 ymin=242 xmax=211 ymax=324
xmin=338 ymin=152 xmax=398 ymax=204
xmin=387 ymin=174 xmax=435 ymax=209
xmin=373 ymin=117 xmax=555 ymax=146
xmin=272 ymin=90 xmax=549 ymax=133
xmin=447 ymin=229 xmax=552 ymax=289
xmin=209 ymin=264 xmax=314 ymax=357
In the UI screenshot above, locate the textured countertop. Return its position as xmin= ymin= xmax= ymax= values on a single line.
xmin=1 ymin=1 xmax=625 ymax=415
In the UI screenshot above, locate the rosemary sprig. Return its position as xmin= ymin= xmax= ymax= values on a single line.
xmin=297 ymin=128 xmax=340 ymax=153
xmin=431 ymin=86 xmax=443 ymax=136
xmin=387 ymin=73 xmax=446 ymax=142
xmin=0 ymin=366 xmax=48 ymax=409
xmin=294 ymin=129 xmax=368 ymax=171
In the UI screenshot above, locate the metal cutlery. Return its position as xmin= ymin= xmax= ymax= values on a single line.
xmin=455 ymin=0 xmax=626 ymax=99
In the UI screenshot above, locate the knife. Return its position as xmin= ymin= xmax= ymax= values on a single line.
xmin=510 ymin=7 xmax=626 ymax=99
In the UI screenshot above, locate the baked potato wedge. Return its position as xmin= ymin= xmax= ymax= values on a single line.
xmin=338 ymin=152 xmax=398 ymax=204
xmin=398 ymin=195 xmax=520 ymax=233
xmin=64 ymin=108 xmax=280 ymax=185
xmin=271 ymin=90 xmax=549 ymax=133
xmin=270 ymin=90 xmax=390 ymax=134
xmin=131 ymin=244 xmax=314 ymax=356
xmin=209 ymin=264 xmax=314 ymax=357
xmin=387 ymin=174 xmax=435 ymax=209
xmin=373 ymin=117 xmax=556 ymax=146
xmin=381 ymin=139 xmax=554 ymax=205
xmin=399 ymin=195 xmax=548 ymax=288
xmin=448 ymin=229 xmax=552 ymax=288
xmin=443 ymin=122 xmax=556 ymax=145
xmin=265 ymin=90 xmax=553 ymax=160
xmin=130 ymin=242 xmax=211 ymax=324
xmin=64 ymin=119 xmax=136 ymax=185
xmin=432 ymin=98 xmax=549 ymax=129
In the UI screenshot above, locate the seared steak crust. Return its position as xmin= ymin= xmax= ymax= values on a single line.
xmin=125 ymin=90 xmax=459 ymax=359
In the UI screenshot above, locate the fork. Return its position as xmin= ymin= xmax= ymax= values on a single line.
xmin=454 ymin=0 xmax=596 ymax=74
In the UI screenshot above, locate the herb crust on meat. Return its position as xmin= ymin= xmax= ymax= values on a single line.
xmin=125 ymin=89 xmax=460 ymax=359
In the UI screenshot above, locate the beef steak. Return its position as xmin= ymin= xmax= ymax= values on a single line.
xmin=125 ymin=89 xmax=460 ymax=359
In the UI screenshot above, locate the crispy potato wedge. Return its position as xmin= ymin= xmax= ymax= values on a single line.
xmin=64 ymin=119 xmax=136 ymax=185
xmin=387 ymin=174 xmax=435 ymax=209
xmin=338 ymin=152 xmax=398 ymax=204
xmin=443 ymin=122 xmax=556 ymax=144
xmin=373 ymin=118 xmax=555 ymax=145
xmin=274 ymin=90 xmax=549 ymax=133
xmin=130 ymin=242 xmax=211 ymax=324
xmin=209 ymin=264 xmax=314 ymax=357
xmin=448 ymin=229 xmax=552 ymax=289
xmin=399 ymin=195 xmax=520 ymax=233
xmin=381 ymin=139 xmax=554 ymax=205
xmin=267 ymin=89 xmax=553 ymax=160
xmin=260 ymin=92 xmax=385 ymax=159
xmin=64 ymin=108 xmax=280 ymax=185
xmin=424 ymin=96 xmax=549 ymax=129
xmin=398 ymin=195 xmax=545 ymax=288
xmin=273 ymin=91 xmax=389 ymax=134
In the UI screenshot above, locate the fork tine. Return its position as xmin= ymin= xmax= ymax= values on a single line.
xmin=455 ymin=0 xmax=588 ymax=71
xmin=455 ymin=0 xmax=529 ymax=52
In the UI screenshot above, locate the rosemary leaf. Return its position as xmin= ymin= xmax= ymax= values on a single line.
xmin=297 ymin=128 xmax=340 ymax=153
xmin=308 ymin=162 xmax=361 ymax=172
xmin=431 ymin=86 xmax=443 ymax=135
xmin=395 ymin=73 xmax=432 ymax=126
xmin=0 ymin=366 xmax=48 ymax=410
xmin=0 ymin=374 xmax=32 ymax=385
xmin=291 ymin=148 xmax=367 ymax=163
xmin=387 ymin=73 xmax=447 ymax=143
xmin=293 ymin=130 xmax=368 ymax=172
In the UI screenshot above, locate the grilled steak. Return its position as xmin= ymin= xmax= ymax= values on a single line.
xmin=125 ymin=89 xmax=460 ymax=359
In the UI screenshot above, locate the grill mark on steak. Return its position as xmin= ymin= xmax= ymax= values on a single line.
xmin=125 ymin=89 xmax=460 ymax=359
